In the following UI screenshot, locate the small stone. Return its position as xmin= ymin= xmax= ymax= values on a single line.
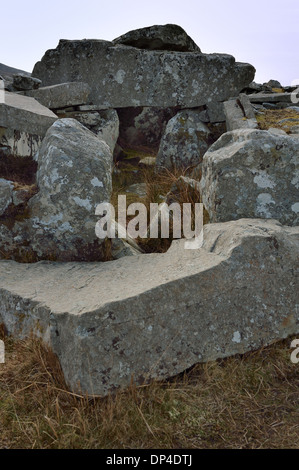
xmin=13 ymin=73 xmax=41 ymax=91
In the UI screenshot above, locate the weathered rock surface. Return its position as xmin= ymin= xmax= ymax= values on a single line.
xmin=0 ymin=218 xmax=298 ymax=396
xmin=206 ymin=101 xmax=226 ymax=123
xmin=22 ymin=82 xmax=91 ymax=110
xmin=0 ymin=178 xmax=14 ymax=215
xmin=117 ymin=107 xmax=178 ymax=149
xmin=13 ymin=73 xmax=41 ymax=91
xmin=93 ymin=109 xmax=119 ymax=153
xmin=223 ymin=94 xmax=258 ymax=131
xmin=248 ymin=92 xmax=293 ymax=104
xmin=200 ymin=129 xmax=299 ymax=226
xmin=113 ymin=24 xmax=201 ymax=52
xmin=26 ymin=118 xmax=113 ymax=261
xmin=32 ymin=39 xmax=255 ymax=109
xmin=0 ymin=92 xmax=57 ymax=135
xmin=0 ymin=92 xmax=58 ymax=157
xmin=156 ymin=109 xmax=211 ymax=170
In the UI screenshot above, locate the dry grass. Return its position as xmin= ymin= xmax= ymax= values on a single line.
xmin=0 ymin=152 xmax=37 ymax=186
xmin=111 ymin=155 xmax=207 ymax=254
xmin=257 ymin=108 xmax=299 ymax=133
xmin=0 ymin=328 xmax=298 ymax=449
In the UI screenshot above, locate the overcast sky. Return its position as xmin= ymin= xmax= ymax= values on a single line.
xmin=1 ymin=0 xmax=298 ymax=85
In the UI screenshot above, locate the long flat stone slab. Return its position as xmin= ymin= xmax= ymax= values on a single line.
xmin=21 ymin=82 xmax=91 ymax=110
xmin=0 ymin=219 xmax=298 ymax=396
xmin=0 ymin=92 xmax=57 ymax=135
xmin=32 ymin=40 xmax=255 ymax=108
xmin=248 ymin=92 xmax=293 ymax=104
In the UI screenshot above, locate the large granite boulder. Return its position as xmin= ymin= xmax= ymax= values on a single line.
xmin=200 ymin=129 xmax=299 ymax=226
xmin=26 ymin=118 xmax=113 ymax=261
xmin=113 ymin=24 xmax=201 ymax=52
xmin=0 ymin=218 xmax=298 ymax=395
xmin=32 ymin=37 xmax=255 ymax=109
xmin=156 ymin=109 xmax=211 ymax=170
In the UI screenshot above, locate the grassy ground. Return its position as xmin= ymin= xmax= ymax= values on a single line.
xmin=256 ymin=108 xmax=299 ymax=133
xmin=0 ymin=330 xmax=298 ymax=449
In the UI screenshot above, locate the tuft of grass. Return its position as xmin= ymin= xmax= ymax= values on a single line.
xmin=111 ymin=150 xmax=207 ymax=254
xmin=0 ymin=330 xmax=298 ymax=449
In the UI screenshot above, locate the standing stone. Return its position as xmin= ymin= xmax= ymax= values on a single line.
xmin=223 ymin=94 xmax=258 ymax=131
xmin=94 ymin=109 xmax=119 ymax=154
xmin=27 ymin=118 xmax=113 ymax=261
xmin=156 ymin=109 xmax=211 ymax=170
xmin=113 ymin=24 xmax=201 ymax=52
xmin=32 ymin=38 xmax=255 ymax=109
xmin=200 ymin=129 xmax=299 ymax=226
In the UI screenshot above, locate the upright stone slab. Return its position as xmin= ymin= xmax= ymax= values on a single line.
xmin=156 ymin=109 xmax=211 ymax=170
xmin=26 ymin=118 xmax=113 ymax=261
xmin=0 ymin=219 xmax=298 ymax=396
xmin=223 ymin=95 xmax=258 ymax=131
xmin=32 ymin=39 xmax=255 ymax=108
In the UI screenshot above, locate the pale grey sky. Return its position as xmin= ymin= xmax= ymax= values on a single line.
xmin=1 ymin=0 xmax=298 ymax=85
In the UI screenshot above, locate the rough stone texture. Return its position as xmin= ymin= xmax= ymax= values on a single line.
xmin=0 ymin=178 xmax=14 ymax=215
xmin=265 ymin=79 xmax=282 ymax=89
xmin=156 ymin=109 xmax=211 ymax=170
xmin=0 ymin=224 xmax=15 ymax=252
xmin=22 ymin=82 xmax=91 ymax=110
xmin=0 ymin=64 xmax=31 ymax=91
xmin=13 ymin=73 xmax=41 ymax=91
xmin=94 ymin=109 xmax=119 ymax=153
xmin=113 ymin=24 xmax=201 ymax=52
xmin=56 ymin=108 xmax=119 ymax=153
xmin=26 ymin=118 xmax=113 ymax=261
xmin=0 ymin=218 xmax=298 ymax=396
xmin=32 ymin=39 xmax=255 ymax=108
xmin=206 ymin=101 xmax=226 ymax=123
xmin=117 ymin=107 xmax=178 ymax=149
xmin=223 ymin=95 xmax=258 ymax=131
xmin=200 ymin=129 xmax=299 ymax=226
